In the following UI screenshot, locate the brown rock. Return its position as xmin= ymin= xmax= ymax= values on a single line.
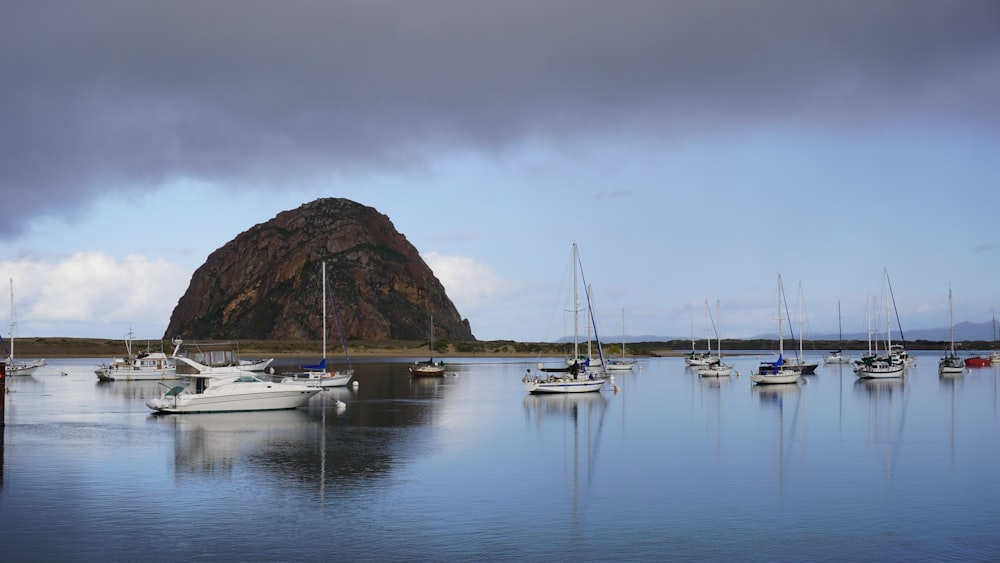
xmin=164 ymin=198 xmax=474 ymax=342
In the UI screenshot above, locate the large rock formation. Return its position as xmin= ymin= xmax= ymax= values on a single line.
xmin=164 ymin=198 xmax=474 ymax=342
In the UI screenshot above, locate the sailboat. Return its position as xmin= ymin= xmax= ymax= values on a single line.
xmin=824 ymin=301 xmax=851 ymax=364
xmin=606 ymin=308 xmax=636 ymax=371
xmin=684 ymin=314 xmax=718 ymax=367
xmin=282 ymin=261 xmax=354 ymax=387
xmin=991 ymin=315 xmax=1000 ymax=364
xmin=782 ymin=283 xmax=818 ymax=374
xmin=939 ymin=286 xmax=964 ymax=375
xmin=410 ymin=314 xmax=445 ymax=376
xmin=698 ymin=299 xmax=733 ymax=377
xmin=1 ymin=278 xmax=46 ymax=376
xmin=855 ymin=271 xmax=905 ymax=379
xmin=522 ymin=243 xmax=609 ymax=393
xmin=751 ymin=274 xmax=802 ymax=385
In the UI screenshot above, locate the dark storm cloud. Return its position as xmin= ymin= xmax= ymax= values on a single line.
xmin=2 ymin=0 xmax=998 ymax=236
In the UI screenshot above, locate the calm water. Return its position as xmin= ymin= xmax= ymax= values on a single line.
xmin=2 ymin=352 xmax=1000 ymax=561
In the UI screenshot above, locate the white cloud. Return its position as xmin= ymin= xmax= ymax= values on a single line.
xmin=1 ymin=252 xmax=191 ymax=337
xmin=423 ymin=252 xmax=517 ymax=314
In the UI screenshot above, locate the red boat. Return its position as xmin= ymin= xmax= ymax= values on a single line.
xmin=965 ymin=356 xmax=992 ymax=368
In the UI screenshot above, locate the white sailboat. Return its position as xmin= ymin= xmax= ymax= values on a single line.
xmin=410 ymin=313 xmax=445 ymax=376
xmin=783 ymin=283 xmax=819 ymax=374
xmin=824 ymin=300 xmax=851 ymax=364
xmin=855 ymin=271 xmax=905 ymax=379
xmin=523 ymin=243 xmax=608 ymax=393
xmin=698 ymin=299 xmax=733 ymax=377
xmin=2 ymin=278 xmax=46 ymax=376
xmin=938 ymin=286 xmax=964 ymax=375
xmin=606 ymin=308 xmax=636 ymax=371
xmin=282 ymin=261 xmax=354 ymax=387
xmin=751 ymin=275 xmax=802 ymax=385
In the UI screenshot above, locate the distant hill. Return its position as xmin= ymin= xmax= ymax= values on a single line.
xmin=568 ymin=320 xmax=997 ymax=344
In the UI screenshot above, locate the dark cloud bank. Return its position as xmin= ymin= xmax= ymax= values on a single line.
xmin=2 ymin=1 xmax=998 ymax=235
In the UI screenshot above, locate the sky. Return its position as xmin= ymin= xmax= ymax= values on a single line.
xmin=2 ymin=1 xmax=999 ymax=344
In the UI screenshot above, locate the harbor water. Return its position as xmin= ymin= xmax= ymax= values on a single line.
xmin=2 ymin=352 xmax=999 ymax=561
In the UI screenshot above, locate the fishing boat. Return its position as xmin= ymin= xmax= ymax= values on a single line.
xmin=146 ymin=365 xmax=320 ymax=414
xmin=523 ymin=243 xmax=609 ymax=394
xmin=281 ymin=262 xmax=354 ymax=388
xmin=410 ymin=314 xmax=446 ymax=377
xmin=824 ymin=301 xmax=852 ymax=364
xmin=698 ymin=300 xmax=733 ymax=377
xmin=95 ymin=329 xmax=181 ymax=381
xmin=606 ymin=308 xmax=636 ymax=371
xmin=1 ymin=278 xmax=46 ymax=376
xmin=751 ymin=275 xmax=802 ymax=385
xmin=939 ymin=287 xmax=964 ymax=375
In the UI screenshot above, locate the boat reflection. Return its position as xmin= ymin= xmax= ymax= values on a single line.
xmin=151 ymin=409 xmax=318 ymax=476
xmin=854 ymin=377 xmax=908 ymax=484
xmin=523 ymin=393 xmax=609 ymax=521
xmin=95 ymin=379 xmax=169 ymax=401
xmin=752 ymin=383 xmax=802 ymax=495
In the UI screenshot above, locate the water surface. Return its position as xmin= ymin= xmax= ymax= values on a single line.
xmin=2 ymin=352 xmax=999 ymax=561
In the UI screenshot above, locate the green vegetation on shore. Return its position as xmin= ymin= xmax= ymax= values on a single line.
xmin=9 ymin=336 xmax=996 ymax=359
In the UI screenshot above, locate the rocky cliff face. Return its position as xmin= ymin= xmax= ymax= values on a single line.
xmin=164 ymin=198 xmax=474 ymax=342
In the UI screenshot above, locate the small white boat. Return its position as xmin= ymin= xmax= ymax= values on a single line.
xmin=938 ymin=288 xmax=965 ymax=375
xmin=751 ymin=275 xmax=802 ymax=386
xmin=606 ymin=308 xmax=636 ymax=371
xmin=410 ymin=313 xmax=445 ymax=377
xmin=95 ymin=330 xmax=181 ymax=381
xmin=824 ymin=350 xmax=851 ymax=364
xmin=523 ymin=368 xmax=608 ymax=393
xmin=146 ymin=367 xmax=320 ymax=414
xmin=824 ymin=301 xmax=852 ymax=364
xmin=281 ymin=262 xmax=355 ymax=388
xmin=2 ymin=278 xmax=45 ymax=376
xmin=409 ymin=359 xmax=446 ymax=377
xmin=698 ymin=300 xmax=733 ymax=378
xmin=856 ymin=358 xmax=905 ymax=378
xmin=524 ymin=243 xmax=608 ymax=394
xmin=855 ymin=271 xmax=905 ymax=380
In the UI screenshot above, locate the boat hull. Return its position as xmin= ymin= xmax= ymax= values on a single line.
xmin=6 ymin=359 xmax=45 ymax=376
xmin=147 ymin=388 xmax=318 ymax=414
xmin=95 ymin=367 xmax=180 ymax=381
xmin=281 ymin=370 xmax=353 ymax=388
xmin=409 ymin=362 xmax=445 ymax=377
xmin=964 ymin=357 xmax=991 ymax=368
xmin=698 ymin=364 xmax=733 ymax=377
xmin=855 ymin=364 xmax=905 ymax=378
xmin=750 ymin=371 xmax=800 ymax=385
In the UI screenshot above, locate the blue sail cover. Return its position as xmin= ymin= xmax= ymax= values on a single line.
xmin=771 ymin=354 xmax=783 ymax=367
xmin=302 ymin=358 xmax=326 ymax=371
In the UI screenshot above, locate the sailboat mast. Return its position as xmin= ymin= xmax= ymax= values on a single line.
xmin=717 ymin=299 xmax=723 ymax=360
xmin=572 ymin=243 xmax=579 ymax=362
xmin=884 ymin=272 xmax=892 ymax=354
xmin=777 ymin=274 xmax=784 ymax=358
xmin=321 ymin=261 xmax=327 ymax=362
xmin=838 ymin=300 xmax=843 ymax=346
xmin=949 ymin=286 xmax=955 ymax=355
xmin=8 ymin=277 xmax=14 ymax=361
